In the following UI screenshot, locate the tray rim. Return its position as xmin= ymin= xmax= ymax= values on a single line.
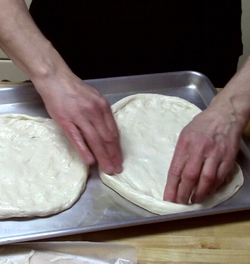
xmin=0 ymin=71 xmax=249 ymax=245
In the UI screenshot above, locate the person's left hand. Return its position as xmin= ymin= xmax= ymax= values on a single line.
xmin=163 ymin=107 xmax=242 ymax=204
xmin=32 ymin=72 xmax=123 ymax=175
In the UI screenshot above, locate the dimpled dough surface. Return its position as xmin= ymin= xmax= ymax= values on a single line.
xmin=99 ymin=93 xmax=244 ymax=215
xmin=0 ymin=114 xmax=88 ymax=219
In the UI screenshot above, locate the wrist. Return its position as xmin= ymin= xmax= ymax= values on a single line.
xmin=209 ymin=95 xmax=249 ymax=134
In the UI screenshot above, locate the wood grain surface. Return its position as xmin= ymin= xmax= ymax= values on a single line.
xmin=50 ymin=210 xmax=250 ymax=263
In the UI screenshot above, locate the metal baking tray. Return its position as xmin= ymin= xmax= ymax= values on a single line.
xmin=1 ymin=71 xmax=250 ymax=245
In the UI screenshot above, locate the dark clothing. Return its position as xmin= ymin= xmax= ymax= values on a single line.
xmin=30 ymin=1 xmax=242 ymax=87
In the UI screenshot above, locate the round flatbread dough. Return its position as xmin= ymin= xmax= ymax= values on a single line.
xmin=99 ymin=93 xmax=244 ymax=215
xmin=1 ymin=245 xmax=94 ymax=264
xmin=0 ymin=114 xmax=88 ymax=219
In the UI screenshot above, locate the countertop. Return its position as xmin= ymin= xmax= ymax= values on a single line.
xmin=69 ymin=210 xmax=250 ymax=263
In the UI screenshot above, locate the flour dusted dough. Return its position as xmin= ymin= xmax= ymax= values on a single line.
xmin=99 ymin=93 xmax=244 ymax=215
xmin=1 ymin=246 xmax=95 ymax=264
xmin=0 ymin=114 xmax=88 ymax=219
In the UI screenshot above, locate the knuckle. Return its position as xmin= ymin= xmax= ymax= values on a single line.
xmin=103 ymin=132 xmax=117 ymax=143
xmin=86 ymin=130 xmax=99 ymax=143
xmin=82 ymin=100 xmax=96 ymax=113
xmin=178 ymin=130 xmax=193 ymax=147
xmin=196 ymin=137 xmax=213 ymax=153
xmin=179 ymin=132 xmax=215 ymax=155
xmin=183 ymin=171 xmax=198 ymax=183
xmin=217 ymin=144 xmax=228 ymax=156
xmin=202 ymin=172 xmax=215 ymax=183
xmin=169 ymin=163 xmax=183 ymax=177
xmin=80 ymin=96 xmax=110 ymax=117
xmin=98 ymin=96 xmax=109 ymax=108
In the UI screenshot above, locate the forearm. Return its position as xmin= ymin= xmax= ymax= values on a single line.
xmin=209 ymin=55 xmax=250 ymax=133
xmin=0 ymin=0 xmax=70 ymax=90
xmin=0 ymin=0 xmax=122 ymax=174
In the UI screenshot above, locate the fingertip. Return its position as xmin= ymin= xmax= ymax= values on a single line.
xmin=163 ymin=195 xmax=171 ymax=202
xmin=105 ymin=164 xmax=123 ymax=175
xmin=115 ymin=164 xmax=123 ymax=174
xmin=101 ymin=165 xmax=114 ymax=175
xmin=191 ymin=197 xmax=201 ymax=204
xmin=191 ymin=193 xmax=206 ymax=204
xmin=163 ymin=187 xmax=176 ymax=203
xmin=83 ymin=153 xmax=96 ymax=165
xmin=163 ymin=189 xmax=169 ymax=201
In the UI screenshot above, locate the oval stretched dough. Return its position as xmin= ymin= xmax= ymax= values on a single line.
xmin=99 ymin=93 xmax=244 ymax=215
xmin=0 ymin=114 xmax=88 ymax=219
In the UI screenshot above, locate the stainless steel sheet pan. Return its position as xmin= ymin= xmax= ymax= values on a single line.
xmin=0 ymin=71 xmax=250 ymax=245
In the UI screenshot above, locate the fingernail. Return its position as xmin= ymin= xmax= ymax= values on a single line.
xmin=192 ymin=197 xmax=201 ymax=204
xmin=103 ymin=164 xmax=123 ymax=175
xmin=85 ymin=155 xmax=95 ymax=165
xmin=104 ymin=165 xmax=116 ymax=175
xmin=115 ymin=165 xmax=123 ymax=174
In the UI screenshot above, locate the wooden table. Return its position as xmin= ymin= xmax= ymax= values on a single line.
xmin=48 ymin=210 xmax=250 ymax=264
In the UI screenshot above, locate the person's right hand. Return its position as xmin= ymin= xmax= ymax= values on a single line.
xmin=0 ymin=0 xmax=122 ymax=175
xmin=32 ymin=71 xmax=123 ymax=175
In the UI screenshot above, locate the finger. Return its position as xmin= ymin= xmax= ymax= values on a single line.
xmin=102 ymin=100 xmax=120 ymax=134
xmin=95 ymin=136 xmax=123 ymax=174
xmin=99 ymin=103 xmax=123 ymax=170
xmin=213 ymin=161 xmax=234 ymax=192
xmin=83 ymin=96 xmax=122 ymax=151
xmin=78 ymin=117 xmax=121 ymax=175
xmin=175 ymin=154 xmax=204 ymax=204
xmin=61 ymin=121 xmax=96 ymax=165
xmin=191 ymin=157 xmax=219 ymax=203
xmin=77 ymin=97 xmax=123 ymax=173
xmin=163 ymin=150 xmax=188 ymax=202
xmin=82 ymin=96 xmax=116 ymax=142
xmin=103 ymin=141 xmax=123 ymax=173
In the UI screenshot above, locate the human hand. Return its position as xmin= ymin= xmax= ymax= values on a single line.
xmin=33 ymin=73 xmax=123 ymax=175
xmin=0 ymin=0 xmax=119 ymax=175
xmin=163 ymin=107 xmax=242 ymax=204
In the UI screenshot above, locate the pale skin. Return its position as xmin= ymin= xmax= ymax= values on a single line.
xmin=1 ymin=0 xmax=249 ymax=204
xmin=164 ymin=55 xmax=250 ymax=204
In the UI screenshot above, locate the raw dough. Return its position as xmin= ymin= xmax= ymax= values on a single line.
xmin=0 ymin=114 xmax=88 ymax=219
xmin=0 ymin=246 xmax=94 ymax=264
xmin=99 ymin=93 xmax=244 ymax=215
xmin=0 ymin=243 xmax=135 ymax=264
